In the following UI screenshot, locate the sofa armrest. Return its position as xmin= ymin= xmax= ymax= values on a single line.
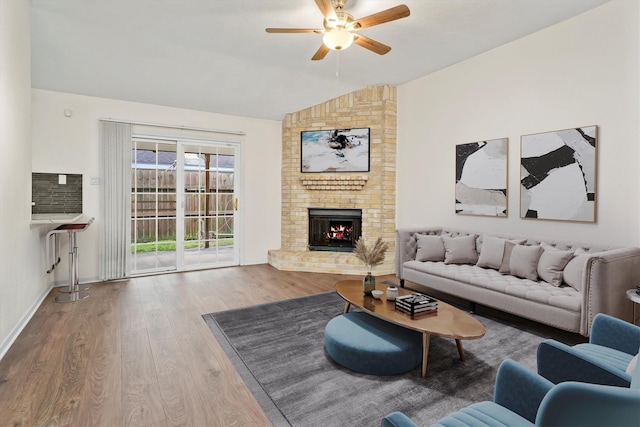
xmin=537 ymin=339 xmax=631 ymax=387
xmin=493 ymin=359 xmax=554 ymax=424
xmin=380 ymin=412 xmax=418 ymax=427
xmin=395 ymin=227 xmax=442 ymax=278
xmin=590 ymin=313 xmax=640 ymax=355
xmin=581 ymin=247 xmax=640 ymax=335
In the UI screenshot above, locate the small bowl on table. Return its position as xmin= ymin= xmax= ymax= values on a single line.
xmin=371 ymin=290 xmax=384 ymax=299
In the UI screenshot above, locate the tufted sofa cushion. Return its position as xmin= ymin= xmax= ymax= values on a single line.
xmin=404 ymin=260 xmax=581 ymax=312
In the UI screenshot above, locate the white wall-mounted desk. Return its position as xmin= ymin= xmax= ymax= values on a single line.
xmin=30 ymin=213 xmax=84 ymax=225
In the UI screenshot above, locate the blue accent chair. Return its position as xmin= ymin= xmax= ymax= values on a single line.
xmin=381 ymin=357 xmax=640 ymax=427
xmin=537 ymin=313 xmax=640 ymax=387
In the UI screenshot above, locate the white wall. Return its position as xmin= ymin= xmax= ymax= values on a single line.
xmin=31 ymin=89 xmax=282 ymax=283
xmin=397 ymin=0 xmax=640 ymax=246
xmin=0 ymin=1 xmax=49 ymax=358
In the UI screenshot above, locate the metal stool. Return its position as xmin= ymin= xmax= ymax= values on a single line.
xmin=46 ymin=217 xmax=94 ymax=303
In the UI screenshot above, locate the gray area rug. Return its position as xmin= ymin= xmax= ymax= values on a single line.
xmin=202 ymin=292 xmax=578 ymax=427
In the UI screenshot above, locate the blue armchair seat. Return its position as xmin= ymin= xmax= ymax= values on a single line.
xmin=383 ymin=402 xmax=531 ymax=427
xmin=430 ymin=401 xmax=530 ymax=427
xmin=537 ymin=313 xmax=640 ymax=387
xmin=572 ymin=343 xmax=633 ymax=371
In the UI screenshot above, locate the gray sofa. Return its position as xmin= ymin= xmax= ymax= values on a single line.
xmin=395 ymin=227 xmax=640 ymax=336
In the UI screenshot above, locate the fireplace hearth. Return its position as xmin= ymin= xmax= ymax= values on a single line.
xmin=308 ymin=208 xmax=362 ymax=252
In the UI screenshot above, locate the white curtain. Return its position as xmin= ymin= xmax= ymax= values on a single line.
xmin=99 ymin=121 xmax=132 ymax=280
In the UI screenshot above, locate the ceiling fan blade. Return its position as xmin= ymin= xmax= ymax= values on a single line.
xmin=315 ymin=0 xmax=337 ymax=21
xmin=266 ymin=28 xmax=322 ymax=34
xmin=311 ymin=44 xmax=330 ymax=61
xmin=352 ymin=4 xmax=410 ymax=30
xmin=353 ymin=34 xmax=391 ymax=55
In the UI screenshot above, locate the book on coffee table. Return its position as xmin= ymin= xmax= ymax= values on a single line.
xmin=395 ymin=293 xmax=438 ymax=317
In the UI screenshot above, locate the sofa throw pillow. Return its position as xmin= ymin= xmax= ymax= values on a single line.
xmin=626 ymin=354 xmax=638 ymax=376
xmin=442 ymin=235 xmax=478 ymax=265
xmin=477 ymin=236 xmax=527 ymax=270
xmin=537 ymin=245 xmax=575 ymax=287
xmin=563 ymin=248 xmax=589 ymax=292
xmin=415 ymin=234 xmax=445 ymax=262
xmin=476 ymin=235 xmax=507 ymax=270
xmin=509 ymin=245 xmax=544 ymax=281
xmin=499 ymin=241 xmax=516 ymax=274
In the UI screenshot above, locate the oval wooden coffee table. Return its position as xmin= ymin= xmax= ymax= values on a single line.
xmin=335 ymin=280 xmax=486 ymax=377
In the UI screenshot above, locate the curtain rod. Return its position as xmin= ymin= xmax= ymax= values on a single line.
xmin=99 ymin=118 xmax=245 ymax=136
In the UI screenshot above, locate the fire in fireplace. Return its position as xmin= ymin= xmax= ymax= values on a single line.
xmin=326 ymin=224 xmax=352 ymax=240
xmin=308 ymin=208 xmax=362 ymax=252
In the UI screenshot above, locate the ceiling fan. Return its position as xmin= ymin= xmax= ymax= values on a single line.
xmin=265 ymin=0 xmax=410 ymax=61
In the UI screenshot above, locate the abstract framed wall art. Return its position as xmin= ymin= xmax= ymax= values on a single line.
xmin=520 ymin=125 xmax=597 ymax=222
xmin=300 ymin=128 xmax=370 ymax=173
xmin=455 ymin=138 xmax=508 ymax=217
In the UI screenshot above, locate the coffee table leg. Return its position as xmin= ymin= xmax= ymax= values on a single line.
xmin=456 ymin=339 xmax=465 ymax=361
xmin=421 ymin=333 xmax=430 ymax=377
xmin=343 ymin=302 xmax=351 ymax=314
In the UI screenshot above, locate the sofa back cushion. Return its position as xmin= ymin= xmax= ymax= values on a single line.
xmin=508 ymin=244 xmax=544 ymax=281
xmin=476 ymin=235 xmax=507 ymax=270
xmin=538 ymin=245 xmax=575 ymax=287
xmin=562 ymin=248 xmax=589 ymax=291
xmin=477 ymin=235 xmax=527 ymax=270
xmin=415 ymin=234 xmax=445 ymax=262
xmin=442 ymin=235 xmax=478 ymax=265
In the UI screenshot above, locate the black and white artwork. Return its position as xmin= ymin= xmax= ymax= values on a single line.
xmin=520 ymin=126 xmax=597 ymax=222
xmin=301 ymin=128 xmax=370 ymax=173
xmin=455 ymin=138 xmax=508 ymax=216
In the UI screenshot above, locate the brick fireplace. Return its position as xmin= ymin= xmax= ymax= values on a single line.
xmin=268 ymin=85 xmax=396 ymax=275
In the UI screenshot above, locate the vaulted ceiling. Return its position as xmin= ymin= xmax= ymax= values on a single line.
xmin=30 ymin=0 xmax=610 ymax=121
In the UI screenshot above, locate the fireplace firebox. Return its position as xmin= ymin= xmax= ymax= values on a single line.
xmin=308 ymin=208 xmax=362 ymax=252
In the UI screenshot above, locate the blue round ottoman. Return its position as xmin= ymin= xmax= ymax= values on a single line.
xmin=324 ymin=312 xmax=422 ymax=375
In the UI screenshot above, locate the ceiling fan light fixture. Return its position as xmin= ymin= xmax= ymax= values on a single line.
xmin=265 ymin=1 xmax=410 ymax=60
xmin=323 ymin=28 xmax=354 ymax=51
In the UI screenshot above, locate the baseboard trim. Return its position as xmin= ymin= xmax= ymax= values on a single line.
xmin=51 ymin=276 xmax=100 ymax=287
xmin=0 ymin=284 xmax=52 ymax=361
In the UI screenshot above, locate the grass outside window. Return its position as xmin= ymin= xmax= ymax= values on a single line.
xmin=133 ymin=239 xmax=233 ymax=253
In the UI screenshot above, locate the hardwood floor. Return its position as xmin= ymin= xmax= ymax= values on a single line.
xmin=0 ymin=265 xmax=372 ymax=426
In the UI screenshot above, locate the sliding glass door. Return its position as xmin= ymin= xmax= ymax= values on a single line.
xmin=181 ymin=144 xmax=238 ymax=268
xmin=131 ymin=139 xmax=178 ymax=273
xmin=130 ymin=138 xmax=239 ymax=274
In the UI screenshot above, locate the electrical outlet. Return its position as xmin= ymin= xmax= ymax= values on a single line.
xmin=90 ymin=176 xmax=100 ymax=185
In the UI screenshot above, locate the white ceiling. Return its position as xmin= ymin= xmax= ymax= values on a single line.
xmin=30 ymin=0 xmax=611 ymax=121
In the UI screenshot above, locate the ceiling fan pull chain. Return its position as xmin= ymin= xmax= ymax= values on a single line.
xmin=336 ymin=51 xmax=340 ymax=83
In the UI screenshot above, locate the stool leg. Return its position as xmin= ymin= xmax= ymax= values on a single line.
xmin=55 ymin=231 xmax=88 ymax=303
xmin=69 ymin=231 xmax=75 ymax=293
xmin=73 ymin=237 xmax=90 ymax=292
xmin=74 ymin=239 xmax=79 ymax=291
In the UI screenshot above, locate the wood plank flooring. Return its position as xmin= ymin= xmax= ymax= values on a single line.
xmin=0 ymin=265 xmax=379 ymax=426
